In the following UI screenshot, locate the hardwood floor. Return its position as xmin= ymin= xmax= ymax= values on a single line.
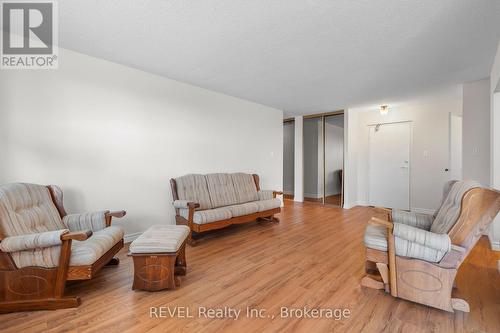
xmin=284 ymin=194 xmax=342 ymax=207
xmin=1 ymin=201 xmax=499 ymax=333
xmin=324 ymin=194 xmax=341 ymax=206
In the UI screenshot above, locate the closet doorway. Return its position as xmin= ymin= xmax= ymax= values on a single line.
xmin=323 ymin=113 xmax=344 ymax=207
xmin=283 ymin=111 xmax=344 ymax=207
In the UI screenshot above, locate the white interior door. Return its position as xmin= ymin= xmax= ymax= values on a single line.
xmin=449 ymin=113 xmax=463 ymax=180
xmin=369 ymin=122 xmax=410 ymax=210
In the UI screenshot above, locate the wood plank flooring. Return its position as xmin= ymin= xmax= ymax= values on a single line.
xmin=1 ymin=201 xmax=499 ymax=333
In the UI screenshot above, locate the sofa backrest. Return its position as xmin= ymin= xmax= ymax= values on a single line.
xmin=430 ymin=180 xmax=481 ymax=234
xmin=175 ymin=174 xmax=213 ymax=210
xmin=433 ymin=180 xmax=458 ymax=218
xmin=206 ymin=173 xmax=239 ymax=208
xmin=173 ymin=173 xmax=259 ymax=209
xmin=0 ymin=183 xmax=65 ymax=237
xmin=231 ymin=173 xmax=259 ymax=204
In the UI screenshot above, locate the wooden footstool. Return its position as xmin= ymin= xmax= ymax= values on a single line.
xmin=129 ymin=225 xmax=190 ymax=291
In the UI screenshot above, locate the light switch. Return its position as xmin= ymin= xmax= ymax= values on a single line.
xmin=423 ymin=150 xmax=429 ymax=158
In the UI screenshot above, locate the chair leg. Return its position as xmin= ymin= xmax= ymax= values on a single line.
xmin=175 ymin=243 xmax=187 ymax=276
xmin=376 ymin=263 xmax=391 ymax=293
xmin=258 ymin=215 xmax=280 ymax=223
xmin=361 ymin=261 xmax=389 ymax=291
xmin=365 ymin=260 xmax=378 ymax=274
xmin=187 ymin=233 xmax=198 ymax=247
xmin=105 ymin=257 xmax=120 ymax=266
xmin=361 ymin=276 xmax=385 ymax=290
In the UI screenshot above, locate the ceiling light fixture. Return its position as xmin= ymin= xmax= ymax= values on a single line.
xmin=380 ymin=105 xmax=389 ymax=115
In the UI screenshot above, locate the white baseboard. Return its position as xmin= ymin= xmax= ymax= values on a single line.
xmin=489 ymin=238 xmax=500 ymax=251
xmin=303 ymin=192 xmax=342 ymax=199
xmin=124 ymin=232 xmax=142 ymax=244
xmin=343 ymin=200 xmax=368 ymax=209
xmin=410 ymin=207 xmax=435 ymax=215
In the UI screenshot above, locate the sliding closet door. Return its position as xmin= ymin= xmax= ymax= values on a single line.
xmin=324 ymin=114 xmax=344 ymax=206
xmin=303 ymin=118 xmax=321 ymax=202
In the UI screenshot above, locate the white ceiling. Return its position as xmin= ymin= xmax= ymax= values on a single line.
xmin=59 ymin=0 xmax=500 ymax=116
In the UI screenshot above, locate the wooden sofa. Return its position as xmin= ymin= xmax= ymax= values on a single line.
xmin=362 ymin=180 xmax=500 ymax=312
xmin=170 ymin=173 xmax=282 ymax=245
xmin=0 ymin=183 xmax=126 ymax=313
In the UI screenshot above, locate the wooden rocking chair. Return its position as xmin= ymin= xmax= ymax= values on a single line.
xmin=361 ymin=180 xmax=500 ymax=312
xmin=0 ymin=183 xmax=126 ymax=313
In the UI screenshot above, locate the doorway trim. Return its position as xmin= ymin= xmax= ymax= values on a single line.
xmin=283 ymin=111 xmax=345 ymax=207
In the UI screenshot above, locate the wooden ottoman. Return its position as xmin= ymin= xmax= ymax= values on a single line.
xmin=129 ymin=225 xmax=190 ymax=291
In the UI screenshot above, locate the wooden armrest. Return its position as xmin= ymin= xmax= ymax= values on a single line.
xmin=105 ymin=210 xmax=126 ymax=227
xmin=450 ymin=244 xmax=466 ymax=254
xmin=374 ymin=207 xmax=392 ymax=214
xmin=374 ymin=207 xmax=392 ymax=221
xmin=369 ymin=217 xmax=393 ymax=229
xmin=106 ymin=210 xmax=126 ymax=218
xmin=438 ymin=244 xmax=467 ymax=268
xmin=187 ymin=202 xmax=200 ymax=209
xmin=61 ymin=230 xmax=92 ymax=241
xmin=273 ymin=191 xmax=283 ymax=198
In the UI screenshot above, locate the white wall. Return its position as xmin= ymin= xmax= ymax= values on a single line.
xmin=0 ymin=48 xmax=283 ymax=238
xmin=283 ymin=121 xmax=295 ymax=195
xmin=489 ymin=41 xmax=500 ymax=252
xmin=345 ymin=86 xmax=463 ymax=212
xmin=462 ymin=79 xmax=491 ymax=186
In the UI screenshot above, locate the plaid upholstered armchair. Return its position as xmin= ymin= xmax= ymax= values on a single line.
xmin=362 ymin=180 xmax=500 ymax=312
xmin=0 ymin=183 xmax=126 ymax=313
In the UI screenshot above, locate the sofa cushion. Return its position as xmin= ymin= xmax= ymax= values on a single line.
xmin=257 ymin=190 xmax=274 ymax=201
xmin=255 ymin=198 xmax=281 ymax=212
xmin=231 ymin=173 xmax=258 ymax=204
xmin=8 ymin=226 xmax=124 ymax=268
xmin=433 ymin=180 xmax=458 ymax=218
xmin=63 ymin=211 xmax=107 ymax=232
xmin=364 ymin=224 xmax=388 ymax=252
xmin=430 ymin=180 xmax=481 ymax=234
xmin=391 ymin=210 xmax=434 ymax=230
xmin=226 ymin=202 xmax=259 ymax=217
xmin=175 ymin=174 xmax=212 ymax=210
xmin=129 ymin=225 xmax=190 ymax=253
xmin=206 ymin=173 xmax=238 ymax=208
xmin=364 ymin=224 xmax=449 ymax=263
xmin=0 ymin=183 xmax=66 ymax=237
xmin=192 ymin=207 xmax=233 ymax=225
xmin=70 ymin=226 xmax=124 ymax=266
xmin=0 ymin=229 xmax=68 ymax=252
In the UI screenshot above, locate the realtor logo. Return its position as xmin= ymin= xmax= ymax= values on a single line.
xmin=1 ymin=0 xmax=58 ymax=69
